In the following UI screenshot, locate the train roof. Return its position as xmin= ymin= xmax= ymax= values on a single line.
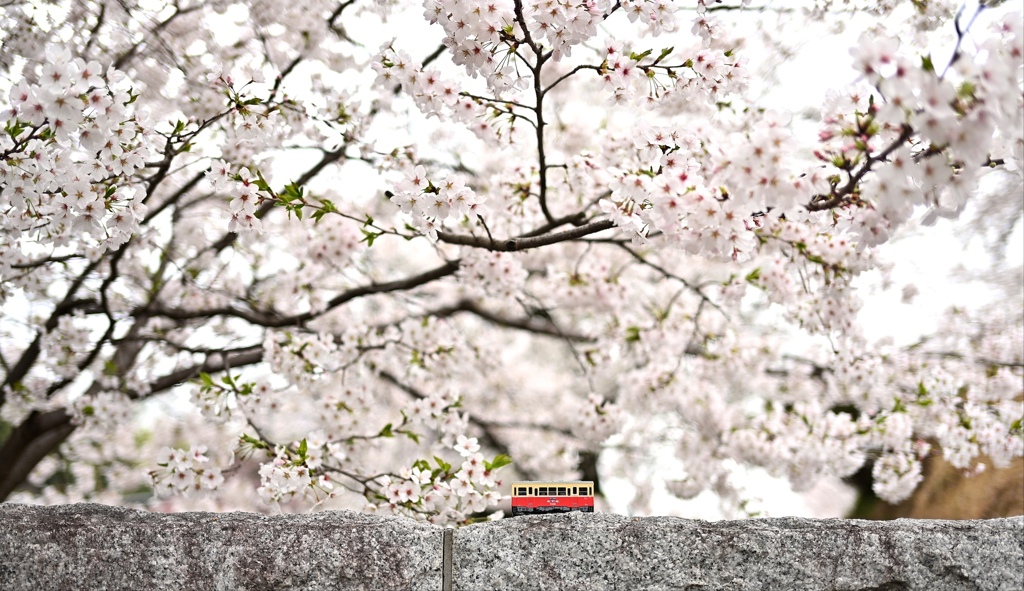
xmin=510 ymin=481 xmax=594 ymax=486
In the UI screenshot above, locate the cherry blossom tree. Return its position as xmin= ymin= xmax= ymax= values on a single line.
xmin=0 ymin=0 xmax=1021 ymax=523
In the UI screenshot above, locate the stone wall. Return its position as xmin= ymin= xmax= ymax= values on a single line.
xmin=1 ymin=503 xmax=1021 ymax=590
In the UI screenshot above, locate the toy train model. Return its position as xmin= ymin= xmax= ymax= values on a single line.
xmin=511 ymin=481 xmax=595 ymax=516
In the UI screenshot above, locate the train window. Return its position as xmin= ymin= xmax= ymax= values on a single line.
xmin=580 ymin=486 xmax=588 ymax=495
xmin=537 ymin=487 xmax=547 ymax=496
xmin=516 ymin=487 xmax=526 ymax=495
xmin=557 ymin=487 xmax=567 ymax=495
xmin=572 ymin=487 xmax=577 ymax=495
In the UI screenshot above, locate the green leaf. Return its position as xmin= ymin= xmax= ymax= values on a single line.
xmin=379 ymin=423 xmax=394 ymax=438
xmin=360 ymin=229 xmax=381 ymax=247
xmin=254 ymin=169 xmax=272 ymax=193
xmin=957 ymin=81 xmax=976 ymax=100
xmin=282 ymin=183 xmax=304 ymax=201
xmin=312 ymin=199 xmax=336 ymax=223
xmin=625 ymin=326 xmax=641 ymax=343
xmin=5 ymin=119 xmax=27 ymax=139
xmin=402 ymin=430 xmax=421 ymax=444
xmin=485 ymin=454 xmax=513 ymax=471
xmin=921 ymin=54 xmax=935 ymax=74
xmin=298 ymin=438 xmax=308 ymax=458
xmin=629 ymin=49 xmax=652 ymax=62
xmin=434 ymin=456 xmax=452 ymax=473
xmin=745 ymin=268 xmax=761 ymax=283
xmin=240 ymin=434 xmax=267 ymax=449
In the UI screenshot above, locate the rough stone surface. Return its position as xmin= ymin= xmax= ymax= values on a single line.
xmin=2 ymin=504 xmax=1022 ymax=591
xmin=453 ymin=512 xmax=1024 ymax=591
xmin=0 ymin=503 xmax=440 ymax=591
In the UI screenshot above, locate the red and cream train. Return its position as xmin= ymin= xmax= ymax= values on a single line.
xmin=510 ymin=481 xmax=595 ymax=516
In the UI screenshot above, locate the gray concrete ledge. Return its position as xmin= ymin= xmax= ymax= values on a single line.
xmin=1 ymin=504 xmax=1021 ymax=591
xmin=0 ymin=503 xmax=440 ymax=591
xmin=457 ymin=511 xmax=1024 ymax=591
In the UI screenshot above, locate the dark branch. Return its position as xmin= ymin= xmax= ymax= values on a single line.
xmin=427 ymin=299 xmax=593 ymax=342
xmin=438 ymin=219 xmax=615 ymax=252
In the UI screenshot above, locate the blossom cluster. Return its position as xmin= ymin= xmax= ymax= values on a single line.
xmin=242 ymin=319 xmax=508 ymax=522
xmin=457 ymin=250 xmax=528 ymax=298
xmin=402 ymin=388 xmax=468 ymax=439
xmin=0 ymin=46 xmax=154 ymax=262
xmin=256 ymin=439 xmax=337 ymax=505
xmin=576 ymin=393 xmax=623 ymax=443
xmin=816 ymin=12 xmax=1023 ymax=246
xmin=372 ymin=44 xmax=486 ymax=123
xmin=205 ymin=160 xmax=266 ymax=234
xmin=368 ymin=436 xmax=506 ymax=524
xmin=599 ymin=38 xmax=748 ymax=106
xmin=389 ymin=164 xmax=487 ymax=240
xmin=602 ymin=123 xmax=762 ymax=259
xmin=149 ymin=445 xmax=226 ymax=497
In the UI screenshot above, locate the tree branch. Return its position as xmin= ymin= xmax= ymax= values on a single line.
xmin=427 ymin=298 xmax=593 ymax=342
xmin=0 ymin=409 xmax=75 ymax=501
xmin=142 ymin=260 xmax=462 ymax=328
xmin=438 ymin=219 xmax=615 ymax=252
